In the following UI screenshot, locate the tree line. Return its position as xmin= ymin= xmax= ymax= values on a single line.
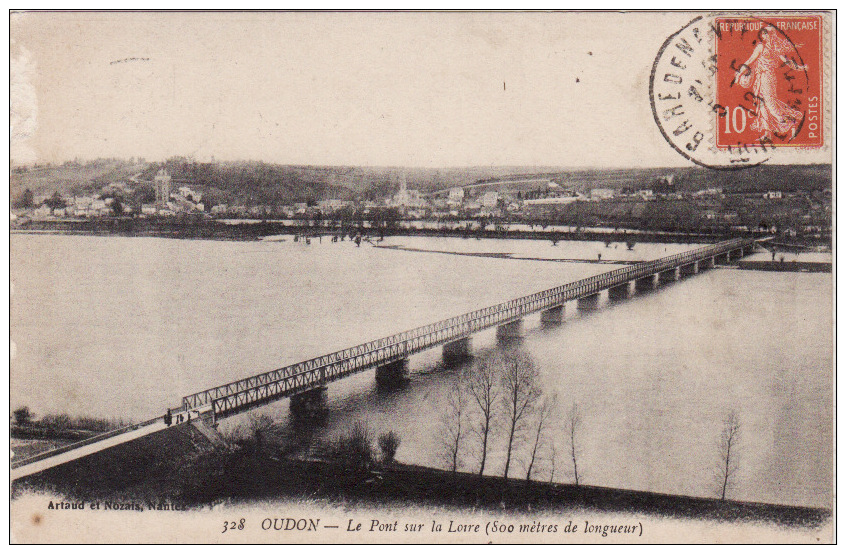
xmin=437 ymin=349 xmax=743 ymax=500
xmin=438 ymin=347 xmax=582 ymax=483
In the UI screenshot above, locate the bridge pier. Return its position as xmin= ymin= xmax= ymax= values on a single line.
xmin=540 ymin=305 xmax=565 ymax=325
xmin=577 ymin=293 xmax=600 ymax=310
xmin=496 ymin=319 xmax=525 ymax=343
xmin=290 ymin=387 xmax=329 ymax=421
xmin=659 ymin=267 xmax=680 ymax=283
xmin=608 ymin=282 xmax=633 ymax=301
xmin=635 ymin=273 xmax=659 ymax=291
xmin=376 ymin=358 xmax=409 ymax=387
xmin=443 ymin=337 xmax=472 ymax=364
xmin=680 ymin=261 xmax=699 ymax=276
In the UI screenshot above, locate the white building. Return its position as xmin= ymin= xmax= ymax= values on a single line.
xmin=177 ymin=186 xmax=204 ymax=203
xmin=481 ymin=191 xmax=500 ymax=209
xmin=590 ymin=188 xmax=616 ymax=200
xmin=764 ymin=191 xmax=783 ymax=199
xmin=317 ymin=199 xmax=353 ymax=213
xmin=33 ymin=204 xmax=51 ymax=217
xmin=693 ymin=188 xmax=723 ymax=198
xmin=448 ymin=187 xmax=465 ymax=204
xmin=523 ymin=195 xmax=583 ymax=207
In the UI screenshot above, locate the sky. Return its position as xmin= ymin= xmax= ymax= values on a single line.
xmin=9 ymin=11 xmax=832 ymax=168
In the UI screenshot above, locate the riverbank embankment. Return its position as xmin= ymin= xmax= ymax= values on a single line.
xmin=11 ymin=217 xmax=831 ymax=247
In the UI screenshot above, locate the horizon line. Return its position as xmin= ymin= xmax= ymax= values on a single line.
xmin=10 ymin=158 xmax=833 ymax=171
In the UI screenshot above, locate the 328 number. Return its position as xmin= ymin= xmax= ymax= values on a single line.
xmin=222 ymin=519 xmax=246 ymax=533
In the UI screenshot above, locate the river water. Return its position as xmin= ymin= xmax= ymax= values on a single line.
xmin=10 ymin=234 xmax=832 ymax=508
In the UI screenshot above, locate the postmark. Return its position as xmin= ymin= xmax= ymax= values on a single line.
xmin=649 ymin=14 xmax=827 ymax=169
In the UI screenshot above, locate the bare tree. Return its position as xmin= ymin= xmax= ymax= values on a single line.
xmin=716 ymin=411 xmax=741 ymax=501
xmin=467 ymin=358 xmax=500 ymax=475
xmin=566 ymin=402 xmax=581 ymax=485
xmin=525 ymin=394 xmax=556 ymax=481
xmin=499 ymin=350 xmax=541 ymax=479
xmin=548 ymin=442 xmax=557 ymax=484
xmin=440 ymin=376 xmax=468 ymax=472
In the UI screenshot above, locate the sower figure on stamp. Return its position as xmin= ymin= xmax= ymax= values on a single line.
xmin=733 ymin=26 xmax=807 ymax=143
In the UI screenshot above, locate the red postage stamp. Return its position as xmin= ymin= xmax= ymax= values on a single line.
xmin=715 ymin=15 xmax=823 ymax=149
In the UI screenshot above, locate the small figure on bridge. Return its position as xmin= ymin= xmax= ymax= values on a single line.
xmin=164 ymin=408 xmax=172 ymax=426
xmin=597 ymin=253 xmax=602 ymax=262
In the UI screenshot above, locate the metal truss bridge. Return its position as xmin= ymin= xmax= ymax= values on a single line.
xmin=183 ymin=238 xmax=754 ymax=419
xmin=11 ymin=237 xmax=754 ymax=480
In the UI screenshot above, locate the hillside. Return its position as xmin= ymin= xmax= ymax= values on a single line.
xmin=549 ymin=164 xmax=832 ymax=194
xmin=10 ymin=159 xmax=832 ymax=208
xmin=10 ymin=159 xmax=147 ymax=198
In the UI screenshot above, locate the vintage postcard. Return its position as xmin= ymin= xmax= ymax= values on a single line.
xmin=9 ymin=10 xmax=834 ymax=543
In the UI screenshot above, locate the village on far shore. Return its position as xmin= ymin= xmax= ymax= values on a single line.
xmin=10 ymin=158 xmax=832 ymax=244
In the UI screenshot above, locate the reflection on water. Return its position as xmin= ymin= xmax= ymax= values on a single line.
xmin=10 ymin=234 xmax=832 ymax=508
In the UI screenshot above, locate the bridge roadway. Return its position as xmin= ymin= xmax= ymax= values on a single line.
xmin=10 ymin=412 xmax=222 ymax=481
xmin=184 ymin=238 xmax=753 ymax=419
xmin=10 ymin=417 xmax=165 ymax=480
xmin=11 ymin=238 xmax=753 ymax=480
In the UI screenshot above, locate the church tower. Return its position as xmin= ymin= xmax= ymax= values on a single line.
xmin=154 ymin=169 xmax=172 ymax=210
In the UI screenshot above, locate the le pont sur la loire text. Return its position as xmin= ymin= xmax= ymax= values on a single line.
xmin=257 ymin=517 xmax=644 ymax=538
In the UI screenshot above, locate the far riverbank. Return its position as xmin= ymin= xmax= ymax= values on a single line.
xmin=9 ymin=216 xmax=832 ymax=248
